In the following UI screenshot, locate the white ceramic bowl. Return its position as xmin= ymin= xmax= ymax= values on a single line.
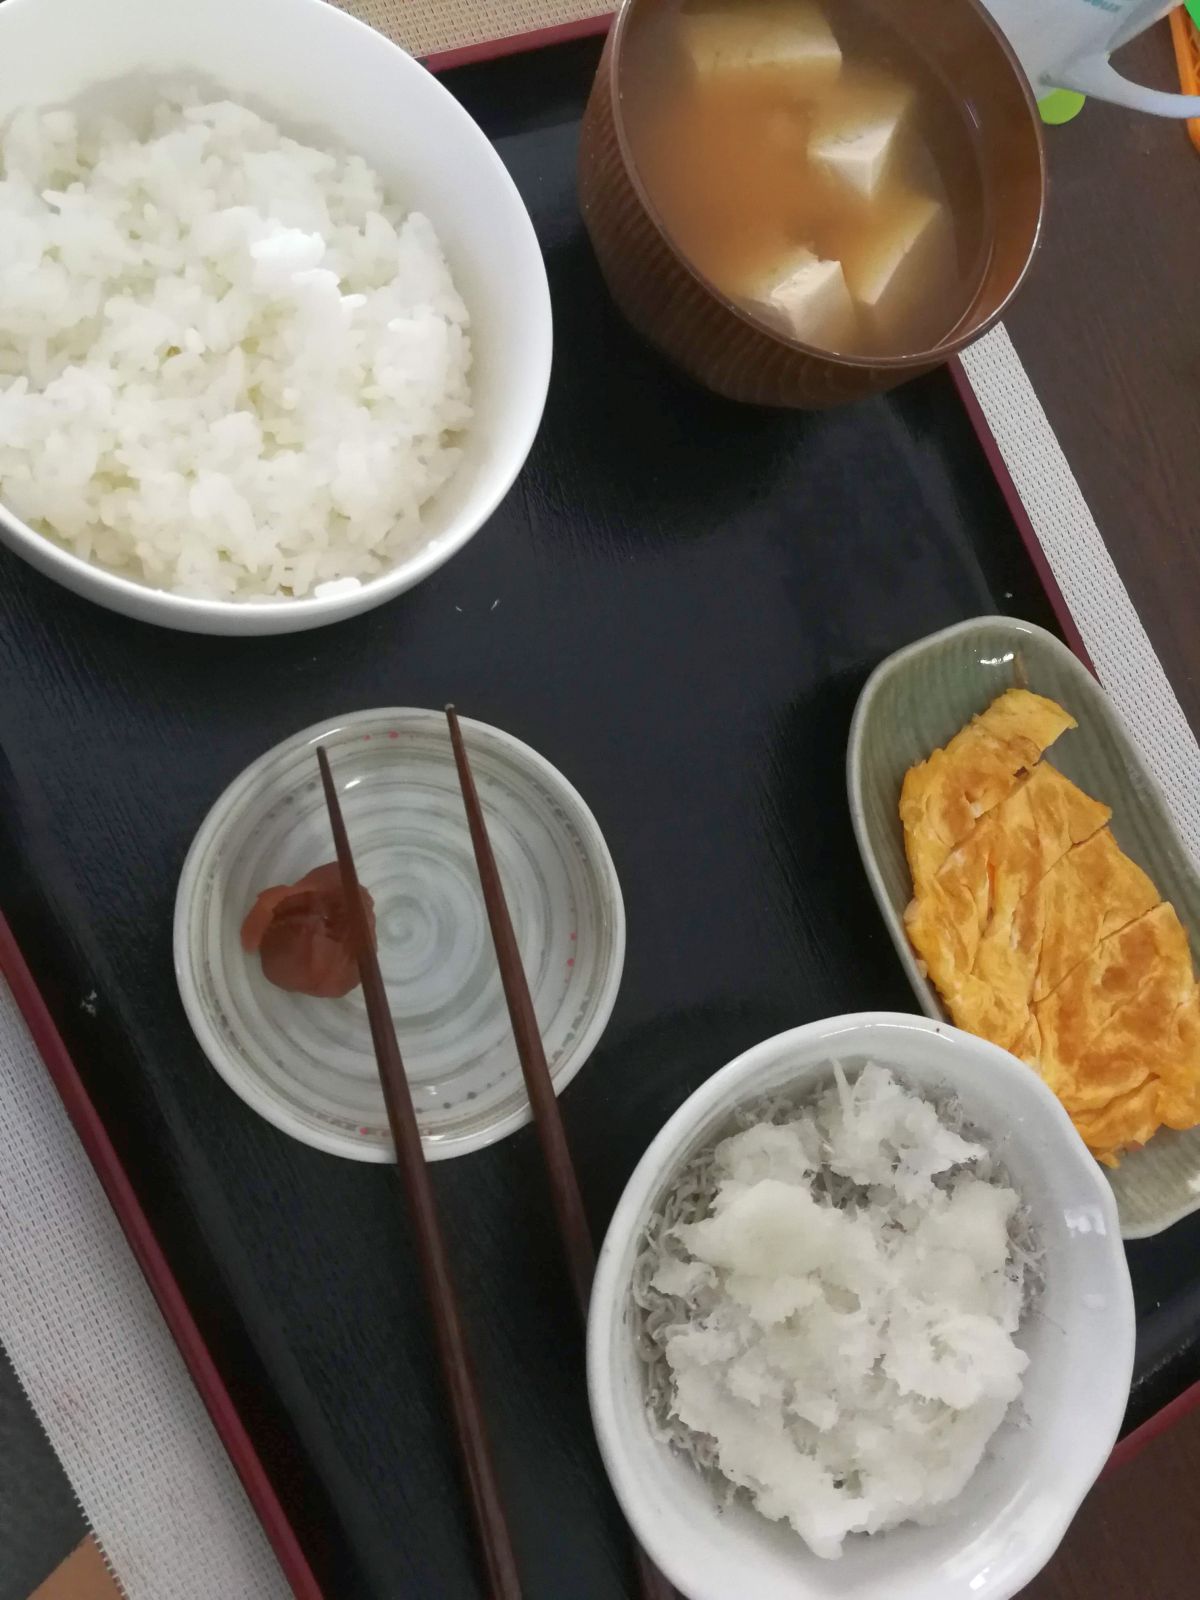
xmin=0 ymin=0 xmax=552 ymax=635
xmin=589 ymin=1013 xmax=1135 ymax=1600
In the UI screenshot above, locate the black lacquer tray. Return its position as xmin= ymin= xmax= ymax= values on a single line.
xmin=3 ymin=35 xmax=1198 ymax=1600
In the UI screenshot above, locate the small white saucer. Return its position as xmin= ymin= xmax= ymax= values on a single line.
xmin=175 ymin=709 xmax=625 ymax=1161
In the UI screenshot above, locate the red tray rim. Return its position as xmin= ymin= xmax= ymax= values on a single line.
xmin=423 ymin=11 xmax=613 ymax=73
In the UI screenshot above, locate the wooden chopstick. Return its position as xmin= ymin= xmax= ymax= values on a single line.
xmin=316 ymin=746 xmax=523 ymax=1600
xmin=444 ymin=709 xmax=678 ymax=1600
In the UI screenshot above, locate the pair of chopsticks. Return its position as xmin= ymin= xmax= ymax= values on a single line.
xmin=317 ymin=714 xmax=674 ymax=1600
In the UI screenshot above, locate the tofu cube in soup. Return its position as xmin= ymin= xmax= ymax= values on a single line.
xmin=810 ymin=79 xmax=914 ymax=200
xmin=843 ymin=190 xmax=955 ymax=345
xmin=747 ymin=248 xmax=857 ymax=349
xmin=681 ymin=2 xmax=842 ymax=83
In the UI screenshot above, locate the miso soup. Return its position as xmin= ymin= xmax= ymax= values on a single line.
xmin=621 ymin=0 xmax=990 ymax=358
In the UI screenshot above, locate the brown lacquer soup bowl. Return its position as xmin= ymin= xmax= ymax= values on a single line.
xmin=578 ymin=0 xmax=1046 ymax=408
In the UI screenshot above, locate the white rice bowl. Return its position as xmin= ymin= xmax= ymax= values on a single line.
xmin=0 ymin=90 xmax=473 ymax=601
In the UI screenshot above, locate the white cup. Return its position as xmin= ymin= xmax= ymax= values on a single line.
xmin=980 ymin=0 xmax=1200 ymax=115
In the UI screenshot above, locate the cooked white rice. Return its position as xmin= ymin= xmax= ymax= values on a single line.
xmin=0 ymin=92 xmax=472 ymax=600
xmin=633 ymin=1064 xmax=1039 ymax=1560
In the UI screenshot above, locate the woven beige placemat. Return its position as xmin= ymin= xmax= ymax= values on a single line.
xmin=335 ymin=0 xmax=608 ymax=58
xmin=960 ymin=325 xmax=1200 ymax=867
xmin=0 ymin=977 xmax=290 ymax=1600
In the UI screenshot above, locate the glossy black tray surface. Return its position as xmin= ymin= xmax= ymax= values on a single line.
xmin=2 ymin=37 xmax=1197 ymax=1600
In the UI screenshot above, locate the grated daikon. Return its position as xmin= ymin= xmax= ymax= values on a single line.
xmin=632 ymin=1064 xmax=1036 ymax=1559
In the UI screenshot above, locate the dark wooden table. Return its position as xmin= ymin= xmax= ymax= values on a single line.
xmin=1004 ymin=23 xmax=1200 ymax=1596
xmin=1004 ymin=25 xmax=1200 ymax=736
xmin=1021 ymin=1384 xmax=1200 ymax=1600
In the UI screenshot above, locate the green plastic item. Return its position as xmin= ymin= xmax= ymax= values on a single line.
xmin=1038 ymin=88 xmax=1087 ymax=125
xmin=1187 ymin=0 xmax=1200 ymax=28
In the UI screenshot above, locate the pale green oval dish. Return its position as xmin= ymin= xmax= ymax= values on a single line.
xmin=847 ymin=616 xmax=1200 ymax=1239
